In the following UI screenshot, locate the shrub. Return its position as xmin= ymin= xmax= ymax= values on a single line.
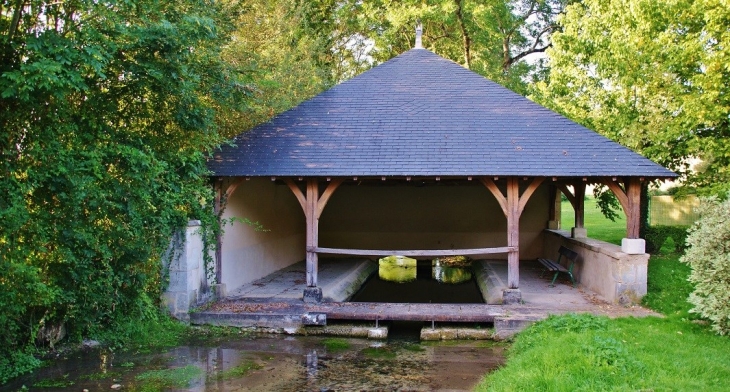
xmin=680 ymin=196 xmax=730 ymax=335
xmin=645 ymin=225 xmax=690 ymax=253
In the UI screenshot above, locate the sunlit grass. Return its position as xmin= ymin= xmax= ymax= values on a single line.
xmin=561 ymin=197 xmax=625 ymax=245
xmin=476 ymin=200 xmax=730 ymax=391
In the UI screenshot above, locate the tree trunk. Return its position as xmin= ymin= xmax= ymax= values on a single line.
xmin=454 ymin=0 xmax=471 ymax=69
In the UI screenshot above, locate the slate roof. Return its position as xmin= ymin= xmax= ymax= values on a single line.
xmin=209 ymin=49 xmax=676 ymax=179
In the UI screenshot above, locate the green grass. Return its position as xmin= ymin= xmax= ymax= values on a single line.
xmin=476 ymin=204 xmax=730 ymax=391
xmin=476 ymin=313 xmax=730 ymax=391
xmin=322 ymin=338 xmax=351 ymax=351
xmin=561 ymin=198 xmax=626 ymax=245
xmin=361 ymin=346 xmax=397 ymax=359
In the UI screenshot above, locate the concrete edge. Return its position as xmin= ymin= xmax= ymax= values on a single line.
xmin=321 ymin=258 xmax=377 ymax=302
xmin=473 ymin=260 xmax=505 ymax=305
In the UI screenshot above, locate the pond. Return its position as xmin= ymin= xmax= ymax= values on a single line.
xmin=4 ymin=334 xmax=506 ymax=391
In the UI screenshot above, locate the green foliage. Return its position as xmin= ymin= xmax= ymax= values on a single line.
xmin=219 ymin=0 xmax=339 ymax=136
xmin=0 ymin=349 xmax=42 ymax=385
xmin=0 ymin=0 xmax=247 ymax=366
xmin=534 ymin=0 xmax=730 ymax=197
xmin=681 ymin=196 xmax=730 ymax=335
xmin=644 ymin=225 xmax=690 ymax=254
xmin=134 ymin=365 xmax=203 ymax=391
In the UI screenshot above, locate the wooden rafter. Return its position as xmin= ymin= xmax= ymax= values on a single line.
xmin=518 ymin=177 xmax=544 ymax=215
xmin=601 ymin=178 xmax=629 ymax=213
xmin=601 ymin=177 xmax=642 ymax=239
xmin=556 ymin=183 xmax=577 ymax=208
xmin=317 ymin=179 xmax=344 ymax=219
xmin=284 ymin=178 xmax=307 ymax=212
xmin=480 ymin=177 xmax=507 ymax=215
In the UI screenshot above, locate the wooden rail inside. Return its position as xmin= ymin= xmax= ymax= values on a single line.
xmin=313 ymin=246 xmax=515 ymax=257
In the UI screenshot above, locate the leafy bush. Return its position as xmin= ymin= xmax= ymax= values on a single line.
xmin=681 ymin=196 xmax=730 ymax=335
xmin=0 ymin=0 xmax=245 ymax=373
xmin=645 ymin=225 xmax=690 ymax=253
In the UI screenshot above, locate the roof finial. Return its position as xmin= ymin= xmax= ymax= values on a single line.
xmin=415 ymin=22 xmax=423 ymax=49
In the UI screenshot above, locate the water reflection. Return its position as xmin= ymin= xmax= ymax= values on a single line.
xmin=378 ymin=255 xmax=417 ymax=283
xmin=432 ymin=261 xmax=473 ymax=284
xmin=4 ymin=335 xmax=505 ymax=391
xmin=378 ymin=255 xmax=473 ymax=284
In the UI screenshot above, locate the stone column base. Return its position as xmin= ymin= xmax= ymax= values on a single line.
xmin=548 ymin=220 xmax=560 ymax=230
xmin=571 ymin=227 xmax=587 ymax=238
xmin=303 ymin=287 xmax=323 ymax=303
xmin=621 ymin=238 xmax=646 ymax=254
xmin=502 ymin=289 xmax=522 ymax=305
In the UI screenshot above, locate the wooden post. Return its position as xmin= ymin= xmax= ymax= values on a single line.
xmin=574 ymin=182 xmax=586 ymax=229
xmin=481 ymin=176 xmax=543 ymax=295
xmin=626 ymin=178 xmax=641 ymax=239
xmin=305 ymin=179 xmax=319 ymax=287
xmin=547 ymin=185 xmax=561 ymax=229
xmin=506 ymin=177 xmax=520 ymax=289
xmin=285 ymin=177 xmax=343 ymax=302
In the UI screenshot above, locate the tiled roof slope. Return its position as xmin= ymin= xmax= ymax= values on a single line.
xmin=209 ymin=49 xmax=676 ymax=178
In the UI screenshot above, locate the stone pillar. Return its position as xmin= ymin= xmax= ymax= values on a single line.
xmin=163 ymin=220 xmax=217 ymax=321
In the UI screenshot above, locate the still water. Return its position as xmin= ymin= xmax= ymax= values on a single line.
xmin=352 ymin=259 xmax=485 ymax=304
xmin=4 ymin=335 xmax=505 ymax=391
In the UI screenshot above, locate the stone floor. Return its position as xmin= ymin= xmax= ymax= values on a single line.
xmin=226 ymin=258 xmax=377 ymax=302
xmin=223 ymin=258 xmax=656 ymax=318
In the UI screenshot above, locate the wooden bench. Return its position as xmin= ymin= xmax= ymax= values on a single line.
xmin=538 ymin=246 xmax=579 ymax=287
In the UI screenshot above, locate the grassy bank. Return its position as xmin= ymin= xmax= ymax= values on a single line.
xmin=477 ymin=202 xmax=730 ymax=391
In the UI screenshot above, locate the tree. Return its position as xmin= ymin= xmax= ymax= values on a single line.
xmin=218 ymin=0 xmax=341 ymax=136
xmin=339 ymin=0 xmax=566 ymax=93
xmin=0 ymin=0 xmax=247 ymax=371
xmin=533 ymin=0 xmax=730 ymax=197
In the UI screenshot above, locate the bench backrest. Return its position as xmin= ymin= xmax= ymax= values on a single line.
xmin=557 ymin=246 xmax=579 ymax=268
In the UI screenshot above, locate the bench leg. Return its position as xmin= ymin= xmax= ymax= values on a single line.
xmin=550 ymin=271 xmax=560 ymax=287
xmin=568 ymin=272 xmax=576 ymax=287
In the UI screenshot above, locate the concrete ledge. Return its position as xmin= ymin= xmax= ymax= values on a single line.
xmin=303 ymin=287 xmax=323 ymax=303
xmin=622 ymin=238 xmax=646 ymax=254
xmin=544 ymin=230 xmax=649 ymax=305
xmin=571 ymin=227 xmax=588 ymax=238
xmin=320 ymin=259 xmax=377 ymax=301
xmin=420 ymin=327 xmax=494 ymax=341
xmin=190 ymin=311 xmax=303 ymax=330
xmin=303 ymin=323 xmax=388 ymax=339
xmin=473 ymin=261 xmax=505 ymax=304
xmin=493 ymin=315 xmax=542 ymax=340
xmin=502 ymin=289 xmax=522 ymax=305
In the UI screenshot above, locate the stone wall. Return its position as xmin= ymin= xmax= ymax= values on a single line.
xmin=543 ymin=230 xmax=649 ymax=304
xmin=220 ymin=178 xmax=306 ymax=291
xmin=163 ymin=220 xmax=214 ymax=320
